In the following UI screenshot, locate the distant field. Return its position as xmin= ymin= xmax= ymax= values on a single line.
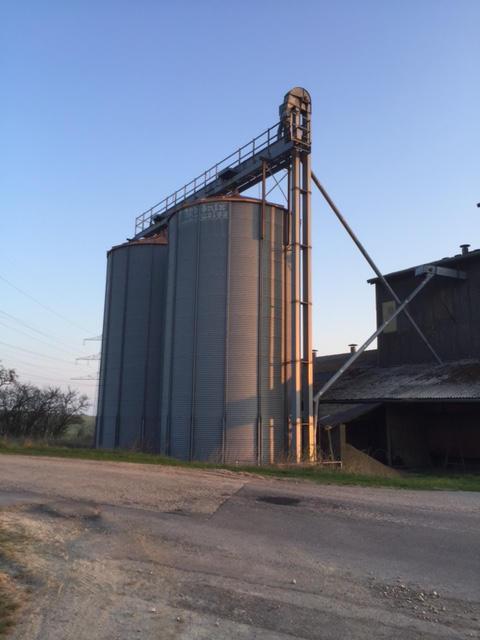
xmin=0 ymin=441 xmax=479 ymax=492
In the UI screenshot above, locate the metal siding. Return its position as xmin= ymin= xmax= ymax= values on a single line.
xmin=118 ymin=247 xmax=152 ymax=448
xmin=261 ymin=206 xmax=285 ymax=462
xmin=164 ymin=199 xmax=287 ymax=464
xmin=100 ymin=248 xmax=128 ymax=448
xmin=169 ymin=211 xmax=197 ymax=459
xmin=376 ymin=260 xmax=480 ymax=366
xmin=97 ymin=242 xmax=167 ymax=451
xmin=226 ymin=202 xmax=259 ymax=463
xmin=193 ymin=206 xmax=228 ymax=461
xmin=160 ymin=220 xmax=178 ymax=453
xmin=144 ymin=247 xmax=168 ymax=451
xmin=95 ymin=254 xmax=113 ymax=447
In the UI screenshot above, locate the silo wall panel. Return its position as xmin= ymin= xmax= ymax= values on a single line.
xmin=193 ymin=206 xmax=228 ymax=462
xmin=118 ymin=247 xmax=152 ymax=449
xmin=144 ymin=247 xmax=168 ymax=451
xmin=97 ymin=241 xmax=167 ymax=452
xmin=95 ymin=253 xmax=112 ymax=447
xmin=225 ymin=203 xmax=259 ymax=463
xmin=160 ymin=223 xmax=178 ymax=454
xmin=100 ymin=248 xmax=128 ymax=448
xmin=168 ymin=214 xmax=197 ymax=459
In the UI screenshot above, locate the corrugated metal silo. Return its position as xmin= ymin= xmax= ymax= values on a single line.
xmin=160 ymin=197 xmax=286 ymax=464
xmin=96 ymin=234 xmax=168 ymax=451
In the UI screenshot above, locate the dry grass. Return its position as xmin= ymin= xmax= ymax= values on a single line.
xmin=0 ymin=527 xmax=21 ymax=636
xmin=0 ymin=440 xmax=480 ymax=491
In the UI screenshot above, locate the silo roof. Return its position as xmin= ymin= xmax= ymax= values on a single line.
xmin=108 ymin=231 xmax=168 ymax=254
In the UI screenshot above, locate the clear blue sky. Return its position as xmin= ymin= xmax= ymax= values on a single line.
xmin=1 ymin=0 xmax=479 ymax=409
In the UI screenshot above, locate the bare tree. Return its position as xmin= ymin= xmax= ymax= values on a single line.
xmin=0 ymin=363 xmax=89 ymax=439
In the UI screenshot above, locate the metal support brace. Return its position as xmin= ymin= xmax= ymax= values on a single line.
xmin=311 ymin=172 xmax=442 ymax=365
xmin=265 ymin=164 xmax=288 ymax=203
xmin=313 ymin=271 xmax=436 ymax=424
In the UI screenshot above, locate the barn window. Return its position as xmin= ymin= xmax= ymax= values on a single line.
xmin=382 ymin=300 xmax=397 ymax=333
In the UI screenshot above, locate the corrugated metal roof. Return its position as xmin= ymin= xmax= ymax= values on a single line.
xmin=320 ymin=359 xmax=480 ymax=402
xmin=314 ymin=350 xmax=378 ymax=390
xmin=318 ymin=403 xmax=381 ymax=426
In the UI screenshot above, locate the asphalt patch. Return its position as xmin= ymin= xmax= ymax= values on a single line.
xmin=257 ymin=496 xmax=301 ymax=506
xmin=29 ymin=501 xmax=101 ymax=521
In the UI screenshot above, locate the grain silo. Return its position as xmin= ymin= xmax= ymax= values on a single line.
xmin=96 ymin=234 xmax=168 ymax=451
xmin=96 ymin=87 xmax=315 ymax=462
xmin=160 ymin=197 xmax=287 ymax=464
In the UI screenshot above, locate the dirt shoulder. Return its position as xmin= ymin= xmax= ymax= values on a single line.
xmin=0 ymin=455 xmax=478 ymax=639
xmin=0 ymin=454 xmax=247 ymax=515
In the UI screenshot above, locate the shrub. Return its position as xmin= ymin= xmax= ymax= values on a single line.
xmin=0 ymin=364 xmax=89 ymax=440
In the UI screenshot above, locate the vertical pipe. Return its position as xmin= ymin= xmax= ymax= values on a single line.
xmin=261 ymin=160 xmax=266 ymax=239
xmin=301 ymin=153 xmax=315 ymax=461
xmin=257 ymin=177 xmax=266 ymax=464
xmin=289 ymin=150 xmax=302 ymax=462
xmin=283 ymin=167 xmax=291 ymax=459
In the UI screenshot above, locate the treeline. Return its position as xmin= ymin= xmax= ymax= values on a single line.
xmin=0 ymin=364 xmax=89 ymax=439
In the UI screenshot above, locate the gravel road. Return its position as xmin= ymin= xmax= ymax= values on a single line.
xmin=0 ymin=455 xmax=479 ymax=639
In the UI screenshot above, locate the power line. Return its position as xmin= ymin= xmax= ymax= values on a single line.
xmin=0 ymin=319 xmax=79 ymax=356
xmin=76 ymin=353 xmax=100 ymax=362
xmin=0 ymin=355 xmax=81 ymax=376
xmin=0 ymin=273 xmax=94 ymax=334
xmin=14 ymin=370 xmax=98 ymax=390
xmin=0 ymin=340 xmax=75 ymax=364
xmin=0 ymin=309 xmax=81 ymax=351
xmin=15 ymin=370 xmax=75 ymax=384
xmin=15 ymin=370 xmax=98 ymax=390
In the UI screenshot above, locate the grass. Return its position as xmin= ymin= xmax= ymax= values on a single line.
xmin=0 ymin=440 xmax=479 ymax=491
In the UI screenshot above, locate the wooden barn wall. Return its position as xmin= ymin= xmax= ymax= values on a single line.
xmin=375 ymin=258 xmax=480 ymax=366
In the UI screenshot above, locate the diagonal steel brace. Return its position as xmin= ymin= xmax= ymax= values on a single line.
xmin=311 ymin=172 xmax=442 ymax=365
xmin=313 ymin=271 xmax=437 ymax=436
